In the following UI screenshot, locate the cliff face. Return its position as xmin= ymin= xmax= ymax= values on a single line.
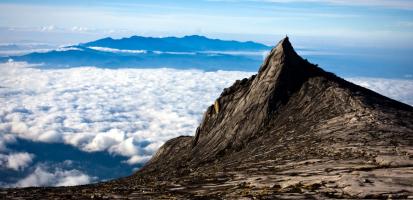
xmin=2 ymin=37 xmax=413 ymax=199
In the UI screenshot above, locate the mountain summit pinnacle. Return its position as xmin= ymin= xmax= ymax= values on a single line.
xmin=257 ymin=36 xmax=298 ymax=75
xmin=3 ymin=37 xmax=413 ymax=199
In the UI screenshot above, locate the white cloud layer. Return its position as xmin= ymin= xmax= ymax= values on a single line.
xmin=88 ymin=46 xmax=146 ymax=54
xmin=0 ymin=61 xmax=252 ymax=165
xmin=0 ymin=61 xmax=412 ymax=169
xmin=13 ymin=166 xmax=91 ymax=187
xmin=346 ymin=77 xmax=413 ymax=106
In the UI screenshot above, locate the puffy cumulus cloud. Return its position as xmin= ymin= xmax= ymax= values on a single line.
xmin=125 ymin=155 xmax=152 ymax=165
xmin=13 ymin=166 xmax=92 ymax=187
xmin=0 ymin=129 xmax=33 ymax=172
xmin=84 ymin=129 xmax=125 ymax=152
xmin=1 ymin=61 xmax=412 ymax=168
xmin=0 ymin=61 xmax=252 ymax=165
xmin=0 ymin=152 xmax=34 ymax=171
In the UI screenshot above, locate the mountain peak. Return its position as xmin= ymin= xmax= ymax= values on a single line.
xmin=253 ymin=37 xmax=322 ymax=111
xmin=257 ymin=36 xmax=303 ymax=76
xmin=275 ymin=36 xmax=299 ymax=59
xmin=277 ymin=36 xmax=292 ymax=50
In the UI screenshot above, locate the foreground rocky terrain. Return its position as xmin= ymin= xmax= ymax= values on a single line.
xmin=1 ymin=37 xmax=413 ymax=199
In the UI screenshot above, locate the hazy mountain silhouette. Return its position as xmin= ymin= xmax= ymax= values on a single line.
xmin=81 ymin=35 xmax=269 ymax=52
xmin=2 ymin=35 xmax=270 ymax=70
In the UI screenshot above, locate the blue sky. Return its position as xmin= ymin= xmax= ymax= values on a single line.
xmin=0 ymin=0 xmax=412 ymax=47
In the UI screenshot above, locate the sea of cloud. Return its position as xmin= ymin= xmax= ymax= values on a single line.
xmin=0 ymin=61 xmax=252 ymax=167
xmin=347 ymin=77 xmax=413 ymax=105
xmin=0 ymin=61 xmax=412 ymax=187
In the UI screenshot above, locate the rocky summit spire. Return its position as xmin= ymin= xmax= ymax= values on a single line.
xmin=257 ymin=36 xmax=299 ymax=76
xmin=255 ymin=36 xmax=321 ymax=110
xmin=188 ymin=37 xmax=325 ymax=162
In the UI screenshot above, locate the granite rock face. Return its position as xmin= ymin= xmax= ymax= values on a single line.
xmin=2 ymin=37 xmax=413 ymax=199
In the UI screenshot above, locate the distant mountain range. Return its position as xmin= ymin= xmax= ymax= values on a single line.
xmin=80 ymin=35 xmax=269 ymax=52
xmin=1 ymin=35 xmax=271 ymax=71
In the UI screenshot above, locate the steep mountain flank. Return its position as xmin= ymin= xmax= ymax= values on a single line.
xmin=141 ymin=37 xmax=413 ymax=178
xmin=2 ymin=37 xmax=413 ymax=199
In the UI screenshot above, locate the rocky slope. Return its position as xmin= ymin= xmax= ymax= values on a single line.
xmin=2 ymin=37 xmax=413 ymax=199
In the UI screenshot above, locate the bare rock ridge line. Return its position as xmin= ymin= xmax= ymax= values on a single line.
xmin=2 ymin=37 xmax=413 ymax=199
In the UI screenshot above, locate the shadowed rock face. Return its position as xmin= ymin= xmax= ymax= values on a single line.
xmin=2 ymin=37 xmax=413 ymax=199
